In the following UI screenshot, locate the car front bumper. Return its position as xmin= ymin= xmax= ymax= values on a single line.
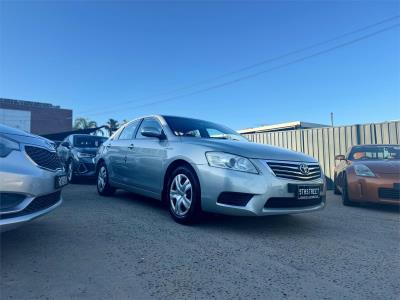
xmin=0 ymin=150 xmax=64 ymax=231
xmin=71 ymin=157 xmax=97 ymax=178
xmin=195 ymin=159 xmax=326 ymax=216
xmin=348 ymin=173 xmax=400 ymax=205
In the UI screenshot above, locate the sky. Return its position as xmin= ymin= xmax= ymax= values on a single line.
xmin=0 ymin=1 xmax=399 ymax=130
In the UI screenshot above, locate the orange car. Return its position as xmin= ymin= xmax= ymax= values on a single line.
xmin=334 ymin=144 xmax=400 ymax=206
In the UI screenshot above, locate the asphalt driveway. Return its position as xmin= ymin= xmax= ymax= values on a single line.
xmin=1 ymin=183 xmax=399 ymax=299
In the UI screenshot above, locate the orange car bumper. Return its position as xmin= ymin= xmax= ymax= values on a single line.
xmin=347 ymin=173 xmax=400 ymax=205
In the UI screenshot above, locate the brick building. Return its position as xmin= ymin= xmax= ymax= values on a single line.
xmin=0 ymin=98 xmax=72 ymax=135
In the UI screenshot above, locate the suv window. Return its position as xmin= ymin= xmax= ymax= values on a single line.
xmin=136 ymin=118 xmax=163 ymax=139
xmin=118 ymin=120 xmax=139 ymax=140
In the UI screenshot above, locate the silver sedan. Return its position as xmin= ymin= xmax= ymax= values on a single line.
xmin=95 ymin=115 xmax=326 ymax=224
xmin=0 ymin=124 xmax=67 ymax=231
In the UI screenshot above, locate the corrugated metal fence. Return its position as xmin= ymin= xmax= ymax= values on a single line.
xmin=242 ymin=121 xmax=400 ymax=189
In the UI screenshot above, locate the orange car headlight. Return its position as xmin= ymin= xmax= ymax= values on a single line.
xmin=354 ymin=164 xmax=375 ymax=177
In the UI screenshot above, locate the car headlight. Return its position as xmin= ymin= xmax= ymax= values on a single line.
xmin=205 ymin=152 xmax=258 ymax=174
xmin=0 ymin=135 xmax=20 ymax=157
xmin=354 ymin=164 xmax=375 ymax=177
xmin=77 ymin=152 xmax=94 ymax=158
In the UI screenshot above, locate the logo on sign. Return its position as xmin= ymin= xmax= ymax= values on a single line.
xmin=299 ymin=163 xmax=309 ymax=175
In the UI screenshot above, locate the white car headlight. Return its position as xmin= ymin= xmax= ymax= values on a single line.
xmin=0 ymin=135 xmax=20 ymax=157
xmin=354 ymin=164 xmax=375 ymax=177
xmin=205 ymin=152 xmax=258 ymax=174
xmin=77 ymin=152 xmax=94 ymax=158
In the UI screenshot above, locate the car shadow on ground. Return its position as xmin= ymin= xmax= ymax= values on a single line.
xmin=354 ymin=202 xmax=400 ymax=213
xmin=330 ymin=192 xmax=399 ymax=214
xmin=112 ymin=190 xmax=166 ymax=210
xmin=198 ymin=213 xmax=318 ymax=235
xmin=112 ymin=190 xmax=317 ymax=234
xmin=70 ymin=178 xmax=97 ymax=185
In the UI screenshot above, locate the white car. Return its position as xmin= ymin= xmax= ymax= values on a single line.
xmin=0 ymin=124 xmax=67 ymax=231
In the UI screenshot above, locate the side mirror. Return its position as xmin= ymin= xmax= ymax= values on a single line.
xmin=335 ymin=154 xmax=346 ymax=161
xmin=61 ymin=141 xmax=70 ymax=148
xmin=141 ymin=127 xmax=165 ymax=139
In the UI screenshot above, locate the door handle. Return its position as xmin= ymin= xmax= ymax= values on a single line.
xmin=128 ymin=144 xmax=135 ymax=150
xmin=106 ymin=144 xmax=112 ymax=149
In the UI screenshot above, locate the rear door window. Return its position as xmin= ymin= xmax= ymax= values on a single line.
xmin=118 ymin=120 xmax=140 ymax=140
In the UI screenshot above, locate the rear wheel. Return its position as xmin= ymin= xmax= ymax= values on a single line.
xmin=167 ymin=166 xmax=201 ymax=224
xmin=342 ymin=176 xmax=358 ymax=206
xmin=97 ymin=163 xmax=116 ymax=196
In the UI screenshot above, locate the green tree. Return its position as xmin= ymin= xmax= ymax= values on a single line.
xmin=73 ymin=118 xmax=104 ymax=135
xmin=73 ymin=118 xmax=98 ymax=130
xmin=105 ymin=118 xmax=119 ymax=136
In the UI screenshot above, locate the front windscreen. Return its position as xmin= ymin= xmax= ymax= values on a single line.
xmin=164 ymin=116 xmax=247 ymax=142
xmin=349 ymin=145 xmax=400 ymax=160
xmin=73 ymin=136 xmax=107 ymax=148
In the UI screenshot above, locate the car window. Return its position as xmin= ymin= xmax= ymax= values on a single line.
xmin=118 ymin=120 xmax=139 ymax=140
xmin=136 ymin=118 xmax=163 ymax=139
xmin=349 ymin=146 xmax=400 ymax=160
xmin=163 ymin=116 xmax=247 ymax=141
xmin=207 ymin=128 xmax=227 ymax=139
xmin=73 ymin=136 xmax=108 ymax=147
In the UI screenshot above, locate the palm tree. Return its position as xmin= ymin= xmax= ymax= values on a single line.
xmin=105 ymin=118 xmax=119 ymax=136
xmin=73 ymin=118 xmax=98 ymax=130
xmin=121 ymin=119 xmax=129 ymax=126
xmin=73 ymin=118 xmax=105 ymax=135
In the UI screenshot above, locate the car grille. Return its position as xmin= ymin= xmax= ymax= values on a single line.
xmin=266 ymin=161 xmax=321 ymax=181
xmin=378 ymin=188 xmax=400 ymax=200
xmin=0 ymin=191 xmax=61 ymax=219
xmin=264 ymin=197 xmax=323 ymax=209
xmin=25 ymin=146 xmax=62 ymax=171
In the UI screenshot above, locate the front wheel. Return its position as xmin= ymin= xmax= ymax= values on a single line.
xmin=66 ymin=160 xmax=77 ymax=183
xmin=342 ymin=176 xmax=358 ymax=206
xmin=334 ymin=183 xmax=341 ymax=195
xmin=167 ymin=166 xmax=201 ymax=224
xmin=97 ymin=163 xmax=116 ymax=196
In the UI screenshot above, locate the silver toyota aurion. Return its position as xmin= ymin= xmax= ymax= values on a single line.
xmin=0 ymin=124 xmax=67 ymax=231
xmin=95 ymin=115 xmax=326 ymax=224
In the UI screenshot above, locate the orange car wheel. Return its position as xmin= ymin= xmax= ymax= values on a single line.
xmin=342 ymin=176 xmax=358 ymax=206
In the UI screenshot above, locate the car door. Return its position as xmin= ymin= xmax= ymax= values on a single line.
xmin=127 ymin=117 xmax=167 ymax=194
xmin=106 ymin=120 xmax=140 ymax=184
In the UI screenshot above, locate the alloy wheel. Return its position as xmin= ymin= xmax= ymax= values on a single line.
xmin=98 ymin=166 xmax=107 ymax=192
xmin=67 ymin=162 xmax=73 ymax=182
xmin=169 ymin=174 xmax=193 ymax=216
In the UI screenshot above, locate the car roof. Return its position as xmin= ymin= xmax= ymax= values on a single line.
xmin=352 ymin=144 xmax=400 ymax=147
xmin=70 ymin=134 xmax=106 ymax=137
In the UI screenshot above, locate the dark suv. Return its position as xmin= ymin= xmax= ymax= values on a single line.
xmin=57 ymin=134 xmax=107 ymax=183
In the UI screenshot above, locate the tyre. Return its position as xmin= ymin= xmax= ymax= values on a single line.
xmin=97 ymin=163 xmax=116 ymax=196
xmin=167 ymin=166 xmax=201 ymax=224
xmin=66 ymin=160 xmax=77 ymax=183
xmin=334 ymin=183 xmax=341 ymax=195
xmin=342 ymin=176 xmax=358 ymax=206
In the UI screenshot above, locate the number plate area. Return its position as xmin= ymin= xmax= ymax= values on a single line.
xmin=55 ymin=174 xmax=68 ymax=189
xmin=296 ymin=185 xmax=321 ymax=200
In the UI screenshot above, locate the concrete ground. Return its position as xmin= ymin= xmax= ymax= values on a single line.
xmin=1 ymin=183 xmax=399 ymax=300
